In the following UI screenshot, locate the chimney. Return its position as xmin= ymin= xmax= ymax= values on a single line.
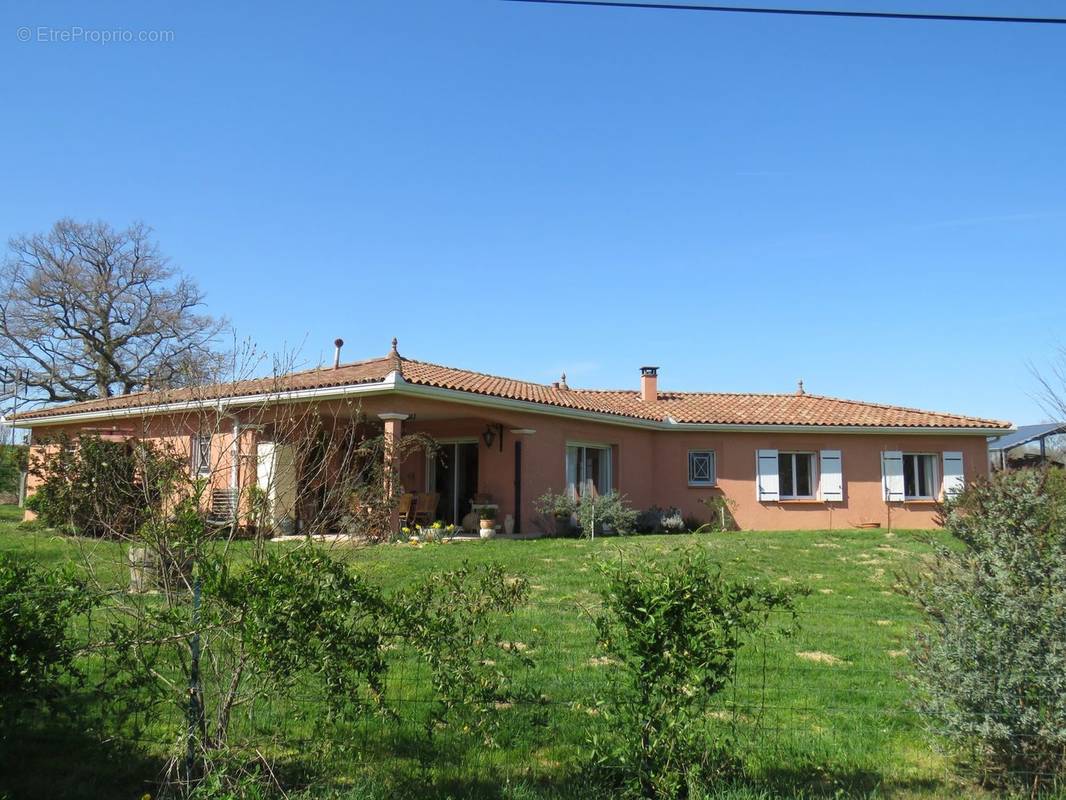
xmin=640 ymin=366 xmax=659 ymax=402
xmin=332 ymin=338 xmax=344 ymax=369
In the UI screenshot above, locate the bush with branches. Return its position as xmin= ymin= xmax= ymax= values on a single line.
xmin=534 ymin=490 xmax=638 ymax=537
xmin=903 ymin=468 xmax=1066 ymax=791
xmin=390 ymin=562 xmax=531 ymax=740
xmin=0 ymin=444 xmax=26 ymax=497
xmin=590 ymin=549 xmax=800 ymax=798
xmin=0 ymin=555 xmax=97 ymax=718
xmin=694 ymin=496 xmax=738 ymax=533
xmin=27 ymin=434 xmax=183 ymax=537
xmin=636 ymin=505 xmax=686 ymax=534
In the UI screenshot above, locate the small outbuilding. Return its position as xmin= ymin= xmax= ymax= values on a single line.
xmin=988 ymin=423 xmax=1066 ymax=470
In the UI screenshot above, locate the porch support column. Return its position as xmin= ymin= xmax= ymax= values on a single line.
xmin=509 ymin=429 xmax=536 ymax=535
xmin=379 ymin=413 xmax=409 ymax=535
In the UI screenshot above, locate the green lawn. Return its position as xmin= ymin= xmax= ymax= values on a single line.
xmin=0 ymin=509 xmax=995 ymax=799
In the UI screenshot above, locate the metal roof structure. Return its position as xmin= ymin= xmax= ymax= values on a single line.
xmin=988 ymin=422 xmax=1066 ymax=453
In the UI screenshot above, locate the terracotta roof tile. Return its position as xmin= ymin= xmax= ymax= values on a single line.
xmin=11 ymin=351 xmax=1011 ymax=430
xmin=12 ymin=356 xmax=395 ymax=421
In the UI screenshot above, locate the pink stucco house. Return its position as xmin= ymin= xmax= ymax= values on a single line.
xmin=13 ymin=339 xmax=1011 ymax=533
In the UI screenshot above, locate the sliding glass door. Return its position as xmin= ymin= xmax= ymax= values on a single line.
xmin=430 ymin=442 xmax=479 ymax=524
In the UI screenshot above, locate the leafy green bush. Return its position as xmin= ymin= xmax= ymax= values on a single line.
xmin=205 ymin=547 xmax=391 ymax=720
xmin=0 ymin=555 xmax=96 ymax=716
xmin=390 ymin=562 xmax=531 ymax=740
xmin=904 ymin=468 xmax=1066 ymax=790
xmin=0 ymin=445 xmax=26 ymax=496
xmin=591 ymin=549 xmax=800 ymax=798
xmin=22 ymin=490 xmax=44 ymax=516
xmin=28 ymin=434 xmax=183 ymax=537
xmin=105 ymin=515 xmax=532 ymax=792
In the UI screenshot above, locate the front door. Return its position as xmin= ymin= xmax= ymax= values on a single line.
xmin=432 ymin=442 xmax=479 ymax=525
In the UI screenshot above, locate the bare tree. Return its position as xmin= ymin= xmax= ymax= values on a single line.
xmin=1034 ymin=346 xmax=1066 ymax=423
xmin=0 ymin=218 xmax=227 ymax=404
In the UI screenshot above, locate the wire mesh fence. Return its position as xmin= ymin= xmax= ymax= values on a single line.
xmin=5 ymin=595 xmax=1054 ymax=799
xmin=4 ymin=534 xmax=1066 ymax=799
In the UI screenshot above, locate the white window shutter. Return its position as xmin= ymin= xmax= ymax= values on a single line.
xmin=756 ymin=449 xmax=780 ymax=501
xmin=881 ymin=451 xmax=904 ymax=501
xmin=942 ymin=451 xmax=965 ymax=498
xmin=819 ymin=450 xmax=843 ymax=502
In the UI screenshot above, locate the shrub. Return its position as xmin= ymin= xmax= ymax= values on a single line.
xmin=660 ymin=508 xmax=686 ymax=532
xmin=0 ymin=444 xmax=26 ymax=497
xmin=694 ymin=496 xmax=739 ymax=533
xmin=106 ymin=510 xmax=533 ymax=791
xmin=636 ymin=505 xmax=685 ymax=534
xmin=0 ymin=555 xmax=97 ymax=717
xmin=534 ymin=490 xmax=639 ymax=536
xmin=903 ymin=468 xmax=1066 ymax=790
xmin=22 ymin=490 xmax=44 ymax=516
xmin=590 ymin=549 xmax=800 ymax=798
xmin=390 ymin=562 xmax=531 ymax=740
xmin=533 ymin=490 xmax=578 ymax=536
xmin=205 ymin=547 xmax=391 ymax=721
xmin=28 ymin=434 xmax=183 ymax=537
xmin=635 ymin=505 xmax=661 ymax=534
xmin=576 ymin=491 xmax=639 ymax=536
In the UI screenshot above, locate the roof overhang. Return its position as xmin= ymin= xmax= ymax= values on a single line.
xmin=4 ymin=372 xmax=1011 ymax=437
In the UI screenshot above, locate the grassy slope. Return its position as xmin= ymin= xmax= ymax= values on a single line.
xmin=0 ymin=509 xmax=985 ymax=799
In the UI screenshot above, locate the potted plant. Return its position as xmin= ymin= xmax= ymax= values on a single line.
xmin=420 ymin=519 xmax=448 ymax=542
xmin=479 ymin=507 xmax=497 ymax=539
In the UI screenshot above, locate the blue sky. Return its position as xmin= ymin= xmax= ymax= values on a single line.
xmin=2 ymin=0 xmax=1064 ymax=424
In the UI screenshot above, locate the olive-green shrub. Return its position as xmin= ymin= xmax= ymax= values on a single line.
xmin=905 ymin=468 xmax=1066 ymax=790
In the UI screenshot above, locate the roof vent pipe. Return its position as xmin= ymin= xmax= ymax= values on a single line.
xmin=333 ymin=338 xmax=344 ymax=369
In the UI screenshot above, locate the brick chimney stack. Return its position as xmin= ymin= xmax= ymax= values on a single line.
xmin=640 ymin=366 xmax=659 ymax=403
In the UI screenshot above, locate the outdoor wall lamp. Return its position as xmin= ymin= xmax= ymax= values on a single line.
xmin=482 ymin=423 xmax=504 ymax=451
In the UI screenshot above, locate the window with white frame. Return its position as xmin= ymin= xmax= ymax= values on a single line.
xmin=778 ymin=452 xmax=815 ymax=499
xmin=565 ymin=444 xmax=612 ymax=500
xmin=903 ymin=453 xmax=937 ymax=499
xmin=688 ymin=450 xmax=716 ymax=486
xmin=191 ymin=434 xmax=212 ymax=476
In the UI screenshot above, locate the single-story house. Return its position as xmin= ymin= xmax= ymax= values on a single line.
xmin=11 ymin=339 xmax=1011 ymax=533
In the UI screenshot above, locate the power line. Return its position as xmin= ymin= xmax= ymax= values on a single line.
xmin=500 ymin=0 xmax=1066 ymax=25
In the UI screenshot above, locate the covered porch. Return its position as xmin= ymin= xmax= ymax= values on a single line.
xmin=245 ymin=397 xmax=540 ymax=538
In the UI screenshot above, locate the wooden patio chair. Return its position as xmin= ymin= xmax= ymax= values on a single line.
xmin=411 ymin=492 xmax=439 ymax=527
xmin=397 ymin=492 xmax=416 ymax=526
